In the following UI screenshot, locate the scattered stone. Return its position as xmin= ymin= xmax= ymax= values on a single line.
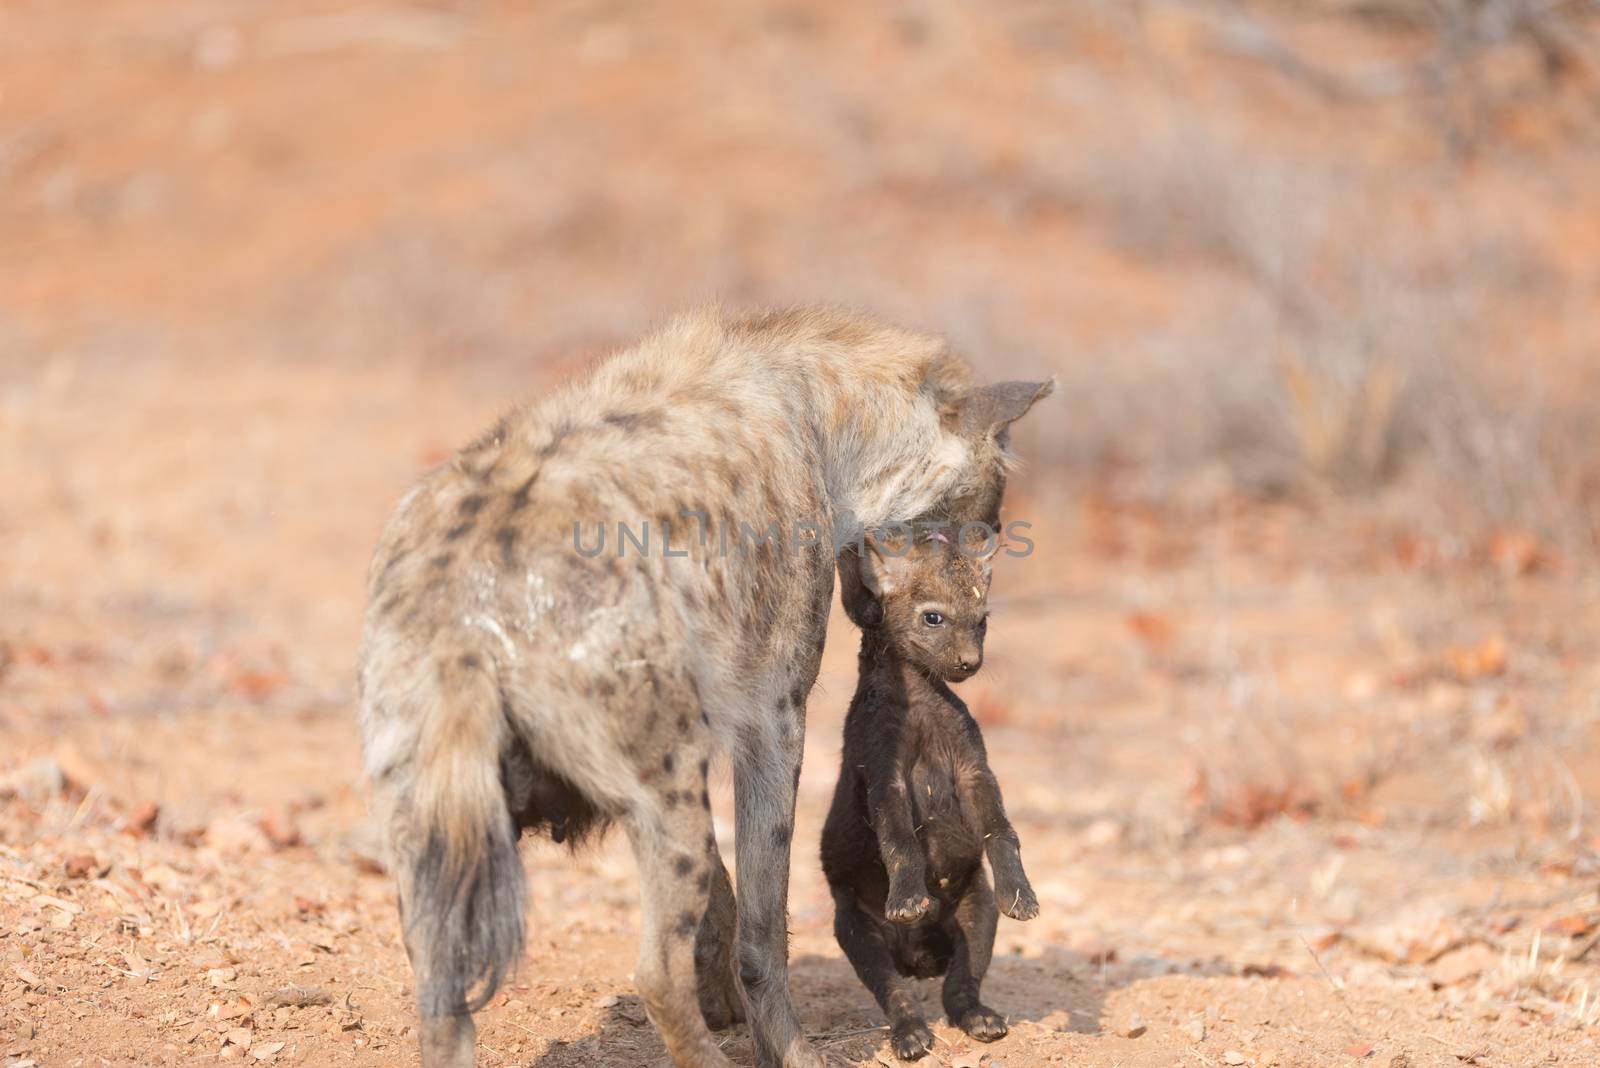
xmin=258 ymin=807 xmax=302 ymax=849
xmin=1185 ymin=1017 xmax=1206 ymax=1043
xmin=263 ymin=985 xmax=331 ymax=1008
xmin=63 ymin=854 xmax=101 ymax=879
xmin=1224 ymin=1052 xmax=1246 ymax=1065
xmin=125 ymin=801 xmax=161 ymax=837
xmin=51 ymin=742 xmax=102 ymax=793
xmin=1349 ymin=909 xmax=1462 ymax=964
xmin=206 ymin=816 xmax=271 ymax=856
xmin=1074 ymin=941 xmax=1117 ymax=965
xmin=0 ymin=758 xmax=66 ymax=802
xmin=1429 ymin=943 xmax=1497 ymax=987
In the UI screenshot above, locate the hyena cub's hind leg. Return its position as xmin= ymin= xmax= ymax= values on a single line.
xmin=627 ymin=736 xmax=740 ymax=1068
xmin=830 ymin=887 xmax=936 ymax=1060
xmin=941 ymin=873 xmax=1007 ymax=1043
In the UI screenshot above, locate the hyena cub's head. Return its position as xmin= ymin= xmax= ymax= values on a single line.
xmin=851 ymin=527 xmax=999 ymax=683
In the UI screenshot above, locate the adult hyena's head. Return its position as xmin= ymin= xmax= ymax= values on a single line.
xmin=933 ymin=378 xmax=1056 ymax=529
xmin=838 ymin=376 xmax=1051 ymax=635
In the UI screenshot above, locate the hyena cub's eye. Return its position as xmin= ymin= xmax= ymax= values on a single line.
xmin=922 ymin=611 xmax=945 ymax=627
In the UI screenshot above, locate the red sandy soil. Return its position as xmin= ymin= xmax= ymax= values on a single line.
xmin=5 ymin=3 xmax=1600 ymax=1067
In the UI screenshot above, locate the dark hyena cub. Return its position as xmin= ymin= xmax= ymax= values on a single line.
xmin=821 ymin=528 xmax=1038 ymax=1061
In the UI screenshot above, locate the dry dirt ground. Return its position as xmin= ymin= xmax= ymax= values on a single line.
xmin=5 ymin=2 xmax=1600 ymax=1067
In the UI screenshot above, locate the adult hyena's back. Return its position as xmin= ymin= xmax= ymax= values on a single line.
xmin=359 ymin=310 xmax=915 ymax=886
xmin=360 ymin=308 xmax=957 ymax=759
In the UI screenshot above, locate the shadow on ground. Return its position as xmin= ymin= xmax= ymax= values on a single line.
xmin=528 ymin=946 xmax=1236 ymax=1067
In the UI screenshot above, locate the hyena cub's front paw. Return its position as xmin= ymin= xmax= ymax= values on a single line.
xmin=885 ymin=874 xmax=933 ymax=924
xmin=956 ymin=1005 xmax=1009 ymax=1042
xmin=890 ymin=1019 xmax=936 ymax=1060
xmin=996 ymin=877 xmax=1039 ymax=921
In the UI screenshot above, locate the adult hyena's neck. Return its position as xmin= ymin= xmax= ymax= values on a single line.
xmin=822 ymin=419 xmax=975 ymax=543
xmin=568 ymin=307 xmax=978 ymax=544
xmin=741 ymin=310 xmax=974 ymax=540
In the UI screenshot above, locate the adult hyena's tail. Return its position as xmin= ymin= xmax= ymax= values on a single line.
xmin=403 ymin=649 xmax=526 ymax=1019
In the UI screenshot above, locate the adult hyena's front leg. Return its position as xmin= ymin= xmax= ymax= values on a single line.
xmin=733 ymin=712 xmax=822 ymax=1068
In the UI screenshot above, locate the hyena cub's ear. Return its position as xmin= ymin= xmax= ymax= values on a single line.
xmin=836 ymin=547 xmax=882 ymax=628
xmin=955 ymin=378 xmax=1055 ymax=445
xmin=857 ymin=530 xmax=918 ymax=600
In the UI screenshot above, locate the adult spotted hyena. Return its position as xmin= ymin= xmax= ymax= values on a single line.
xmin=357 ymin=308 xmax=1051 ymax=1068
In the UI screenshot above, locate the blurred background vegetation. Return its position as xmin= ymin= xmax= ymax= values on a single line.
xmin=4 ymin=0 xmax=1597 ymax=551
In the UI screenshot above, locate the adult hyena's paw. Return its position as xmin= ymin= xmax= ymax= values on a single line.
xmin=996 ymin=879 xmax=1039 ymax=921
xmin=780 ymin=1032 xmax=826 ymax=1068
xmin=956 ymin=1005 xmax=1009 ymax=1042
xmin=890 ymin=1019 xmax=936 ymax=1060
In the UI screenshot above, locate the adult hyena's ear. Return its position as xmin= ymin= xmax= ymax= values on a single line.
xmin=959 ymin=524 xmax=1004 ymax=574
xmin=955 ymin=378 xmax=1056 ymax=444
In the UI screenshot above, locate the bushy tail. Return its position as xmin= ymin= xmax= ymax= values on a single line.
xmin=406 ymin=651 xmax=525 ymax=1017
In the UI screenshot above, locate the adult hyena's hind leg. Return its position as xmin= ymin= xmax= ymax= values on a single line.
xmin=384 ymin=786 xmax=527 ymax=1068
xmin=385 ymin=798 xmax=520 ymax=1068
xmin=695 ymin=846 xmax=746 ymax=1029
xmin=368 ymin=652 xmax=526 ymax=1068
xmin=627 ymin=737 xmax=738 ymax=1068
xmin=398 ymin=908 xmax=476 ymax=1068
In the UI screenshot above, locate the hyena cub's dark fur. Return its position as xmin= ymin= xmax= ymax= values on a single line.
xmin=822 ymin=528 xmax=1038 ymax=1061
